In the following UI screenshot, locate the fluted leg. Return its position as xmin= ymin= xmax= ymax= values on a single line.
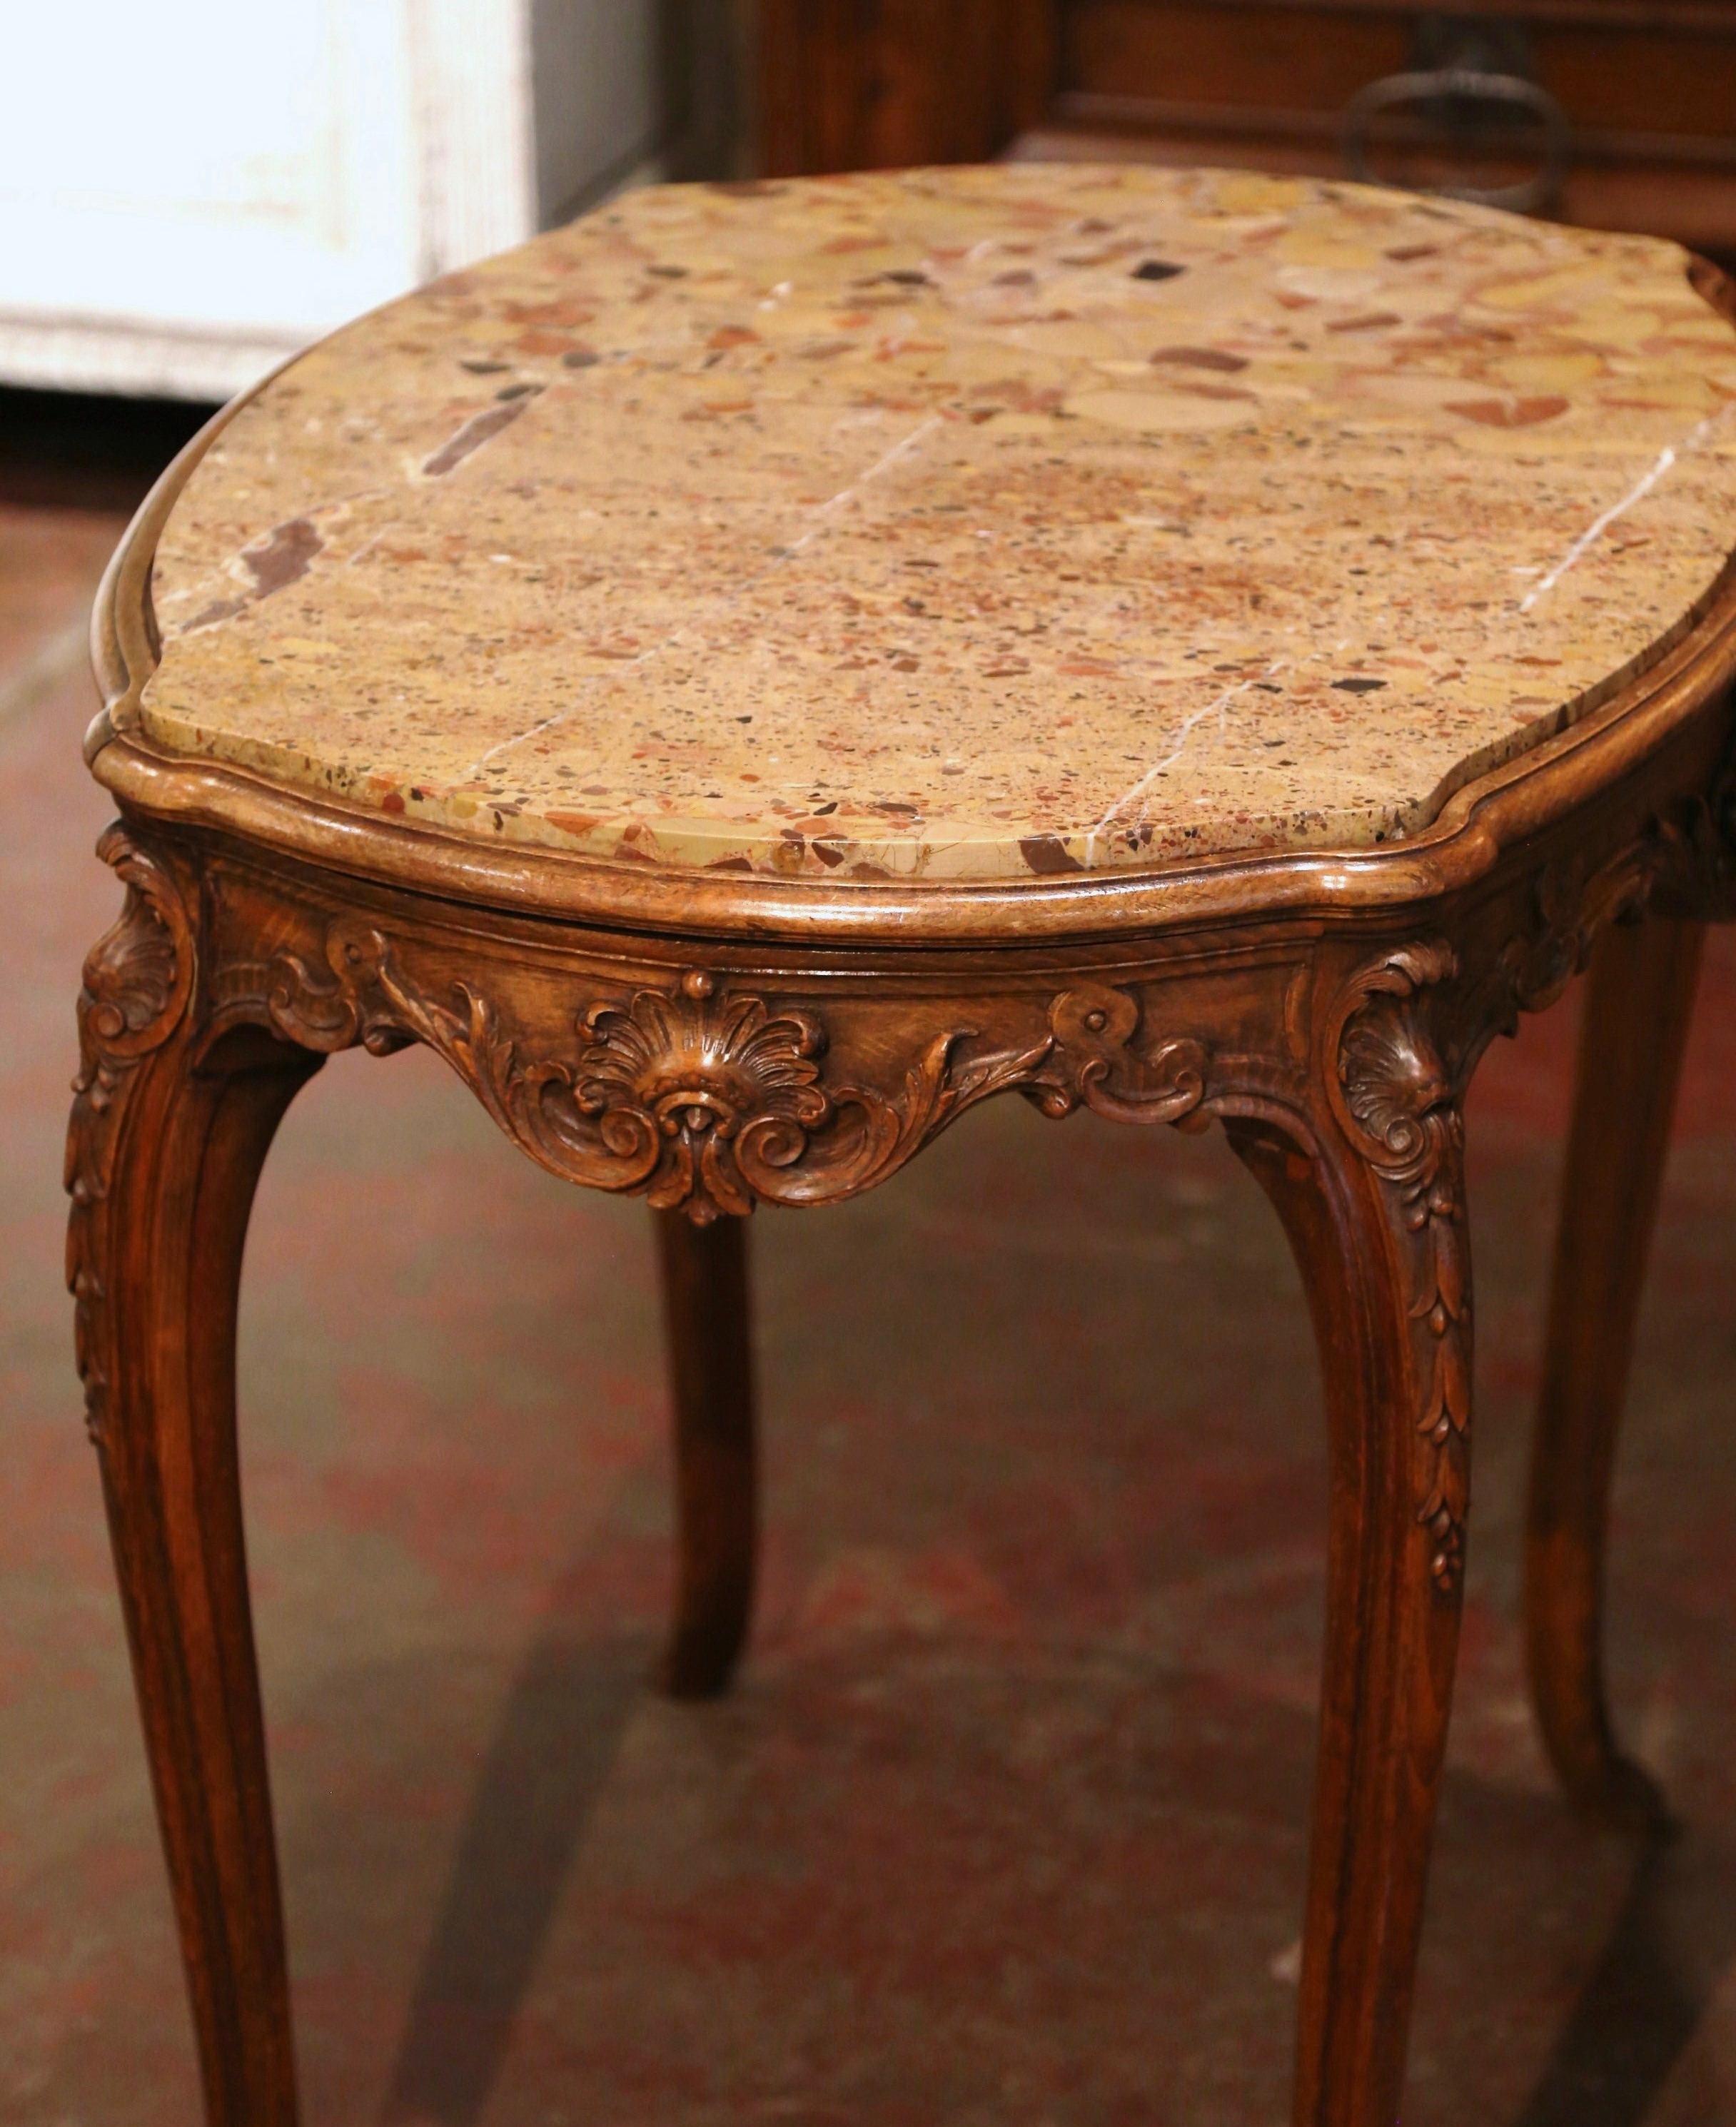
xmin=655 ymin=1210 xmax=757 ymax=1698
xmin=1229 ymin=1043 xmax=1470 ymax=2123
xmin=1527 ymin=916 xmax=1703 ymax=1832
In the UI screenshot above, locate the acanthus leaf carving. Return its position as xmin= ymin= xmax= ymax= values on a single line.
xmin=1329 ymin=942 xmax=1470 ymax=1595
xmin=1327 ymin=772 xmax=1736 ymax=1592
xmin=1484 ymin=777 xmax=1736 ymax=1049
xmin=735 ymin=1020 xmax=1057 ymax=1213
xmin=258 ymin=926 xmax=1222 ymax=1220
xmin=1661 ymin=760 xmax=1736 ymax=920
xmin=66 ymin=827 xmax=196 ymax=1446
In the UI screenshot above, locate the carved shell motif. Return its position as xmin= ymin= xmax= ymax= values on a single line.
xmin=1331 ymin=942 xmax=1470 ymax=1595
xmin=66 ymin=829 xmax=196 ymax=1445
xmin=73 ymin=827 xmax=193 ymax=1066
xmin=575 ymin=971 xmax=830 ymax=1221
xmin=262 ymin=926 xmax=1223 ymax=1222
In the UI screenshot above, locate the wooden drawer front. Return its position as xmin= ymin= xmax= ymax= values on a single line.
xmin=1061 ymin=1 xmax=1736 ymax=148
xmin=1068 ymin=3 xmax=1408 ymax=114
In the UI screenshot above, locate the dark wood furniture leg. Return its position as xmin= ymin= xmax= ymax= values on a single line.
xmin=1228 ymin=999 xmax=1470 ymax=2125
xmin=67 ymin=839 xmax=318 ymax=2127
xmin=1527 ymin=914 xmax=1705 ymax=1832
xmin=655 ymin=1208 xmax=757 ymax=1698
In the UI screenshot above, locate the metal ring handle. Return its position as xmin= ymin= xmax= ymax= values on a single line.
xmin=1343 ymin=66 xmax=1572 ymax=216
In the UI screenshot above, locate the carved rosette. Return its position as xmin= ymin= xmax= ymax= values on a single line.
xmin=261 ymin=926 xmax=1222 ymax=1221
xmin=1329 ymin=943 xmax=1470 ymax=1595
xmin=65 ymin=828 xmax=196 ymax=1445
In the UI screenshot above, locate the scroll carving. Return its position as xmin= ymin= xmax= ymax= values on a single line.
xmin=1663 ymin=765 xmax=1736 ymax=920
xmin=65 ymin=828 xmax=196 ymax=1445
xmin=1330 ymin=944 xmax=1470 ymax=1595
xmin=1031 ymin=984 xmax=1211 ymax=1129
xmin=1483 ymin=780 xmax=1736 ymax=1046
xmin=260 ymin=926 xmax=1220 ymax=1221
xmin=1488 ymin=833 xmax=1670 ymax=1038
xmin=1346 ymin=779 xmax=1736 ymax=1585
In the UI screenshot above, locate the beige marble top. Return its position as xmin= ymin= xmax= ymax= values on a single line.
xmin=136 ymin=166 xmax=1736 ymax=884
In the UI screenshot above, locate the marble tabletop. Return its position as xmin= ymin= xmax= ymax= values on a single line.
xmin=134 ymin=166 xmax=1736 ymax=884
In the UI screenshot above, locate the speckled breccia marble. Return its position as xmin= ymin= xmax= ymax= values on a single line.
xmin=135 ymin=165 xmax=1736 ymax=884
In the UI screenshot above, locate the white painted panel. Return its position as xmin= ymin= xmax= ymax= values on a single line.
xmin=0 ymin=1 xmax=421 ymax=333
xmin=408 ymin=0 xmax=536 ymax=277
xmin=0 ymin=0 xmax=687 ymax=399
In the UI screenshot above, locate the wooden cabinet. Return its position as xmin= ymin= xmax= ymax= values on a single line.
xmin=757 ymin=0 xmax=1736 ymax=259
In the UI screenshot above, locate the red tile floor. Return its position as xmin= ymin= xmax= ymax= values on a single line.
xmin=5 ymin=404 xmax=1736 ymax=2125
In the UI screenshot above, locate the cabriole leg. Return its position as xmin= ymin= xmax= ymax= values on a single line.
xmin=1226 ymin=946 xmax=1473 ymax=2126
xmin=1231 ymin=1103 xmax=1471 ymax=2126
xmin=1527 ymin=915 xmax=1704 ymax=1832
xmin=68 ymin=832 xmax=319 ymax=2127
xmin=655 ymin=1208 xmax=757 ymax=1699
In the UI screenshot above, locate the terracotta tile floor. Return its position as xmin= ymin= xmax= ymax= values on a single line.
xmin=5 ymin=413 xmax=1736 ymax=2126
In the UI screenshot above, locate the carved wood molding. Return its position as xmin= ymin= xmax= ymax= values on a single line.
xmin=255 ymin=921 xmax=1223 ymax=1221
xmin=1483 ymin=788 xmax=1732 ymax=1041
xmin=65 ymin=827 xmax=196 ymax=1445
xmin=1667 ymin=757 xmax=1736 ymax=920
xmin=1328 ymin=942 xmax=1470 ymax=1595
xmin=1349 ymin=777 xmax=1736 ymax=1590
xmin=1458 ymin=768 xmax=1736 ymax=1075
xmin=1034 ymin=985 xmax=1211 ymax=1131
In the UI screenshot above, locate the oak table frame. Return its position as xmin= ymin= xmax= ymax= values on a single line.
xmin=1528 ymin=907 xmax=1711 ymax=1835
xmin=69 ymin=353 xmax=1736 ymax=2127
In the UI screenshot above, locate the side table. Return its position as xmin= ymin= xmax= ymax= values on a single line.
xmin=69 ymin=166 xmax=1736 ymax=2125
